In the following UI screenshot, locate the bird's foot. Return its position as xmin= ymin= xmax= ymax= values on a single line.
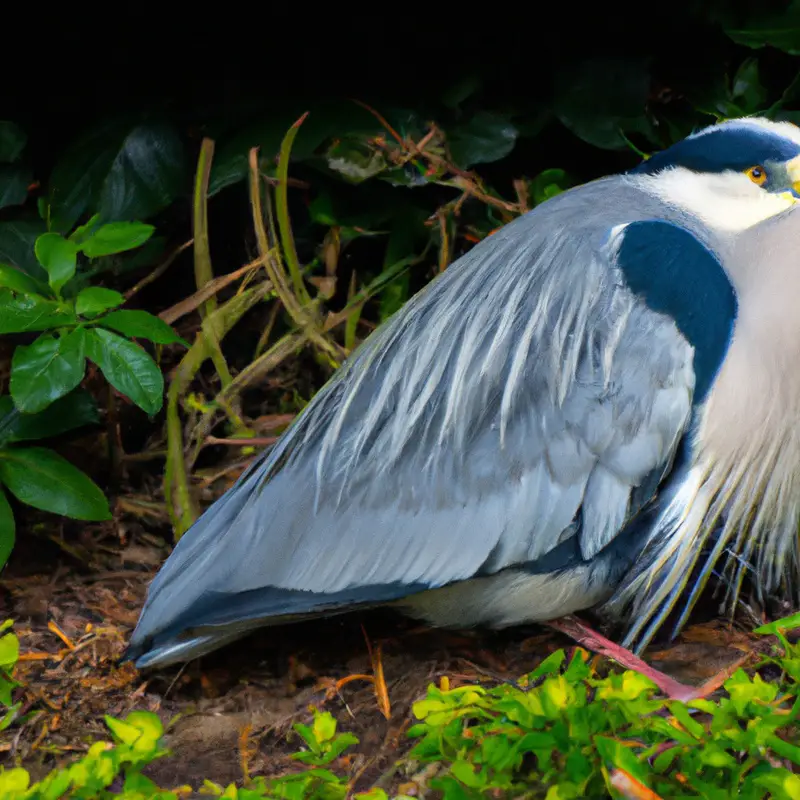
xmin=546 ymin=615 xmax=745 ymax=702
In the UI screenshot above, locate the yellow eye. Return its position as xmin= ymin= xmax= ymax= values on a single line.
xmin=746 ymin=165 xmax=767 ymax=185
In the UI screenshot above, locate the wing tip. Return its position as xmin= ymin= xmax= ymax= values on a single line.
xmin=124 ymin=581 xmax=430 ymax=668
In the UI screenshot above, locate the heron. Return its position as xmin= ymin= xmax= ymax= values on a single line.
xmin=125 ymin=117 xmax=800 ymax=696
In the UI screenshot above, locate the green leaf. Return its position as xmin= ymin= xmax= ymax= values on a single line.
xmin=698 ymin=744 xmax=737 ymax=768
xmin=34 ymin=233 xmax=79 ymax=294
xmin=68 ymin=214 xmax=101 ymax=246
xmin=80 ymin=221 xmax=155 ymax=258
xmin=99 ymin=123 xmax=186 ymax=223
xmin=0 ymin=219 xmax=48 ymax=279
xmin=105 ymin=715 xmax=144 ymax=746
xmin=767 ymin=734 xmax=800 ymax=766
xmin=0 ymin=488 xmax=14 ymax=570
xmin=0 ymin=123 xmax=26 ymax=163
xmin=10 ymin=330 xmax=87 ymax=413
xmin=725 ymin=3 xmax=800 ymax=55
xmin=312 ymin=711 xmax=337 ymax=743
xmin=46 ymin=121 xmax=130 ymax=233
xmin=0 ymin=623 xmax=18 ymax=672
xmin=293 ymin=101 xmax=383 ymax=161
xmin=730 ymin=58 xmax=768 ymax=114
xmin=76 ymin=287 xmax=125 ymax=317
xmin=293 ymin=722 xmax=322 ymax=754
xmin=553 ymin=59 xmax=652 ymax=150
xmin=754 ymin=769 xmax=800 ymax=800
xmin=325 ymin=138 xmax=387 ymax=183
xmin=0 ymin=390 xmax=99 ymax=444
xmin=451 ymin=760 xmax=486 ymax=788
xmin=123 ymin=710 xmax=164 ymax=741
xmin=530 ymin=169 xmax=573 ymax=206
xmin=0 ymin=446 xmax=110 ymax=520
xmin=99 ymin=309 xmax=188 ymax=346
xmin=0 ymin=289 xmax=76 ymax=334
xmin=0 ymin=264 xmax=50 ymax=296
xmin=528 ymin=650 xmax=566 ymax=680
xmin=594 ymin=736 xmax=650 ymax=786
xmin=209 ymin=101 xmax=381 ymax=195
xmin=755 ymin=611 xmax=800 ymax=635
xmin=448 ymin=111 xmax=519 ymax=169
xmin=0 ymin=165 xmax=31 ymax=210
xmin=85 ymin=328 xmax=164 ymax=415
xmin=0 ymin=768 xmax=28 ymax=794
xmin=442 ymin=74 xmax=483 ymax=110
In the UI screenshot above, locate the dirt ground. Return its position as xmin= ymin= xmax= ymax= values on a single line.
xmin=0 ymin=510 xmax=767 ymax=794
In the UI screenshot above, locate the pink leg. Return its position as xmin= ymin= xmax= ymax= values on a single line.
xmin=546 ymin=615 xmax=719 ymax=702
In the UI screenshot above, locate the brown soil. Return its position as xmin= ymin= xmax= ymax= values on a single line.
xmin=0 ymin=515 xmax=766 ymax=795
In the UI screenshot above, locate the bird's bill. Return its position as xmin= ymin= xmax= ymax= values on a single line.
xmin=786 ymin=154 xmax=800 ymax=197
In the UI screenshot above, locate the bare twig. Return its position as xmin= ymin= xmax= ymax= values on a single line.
xmin=159 ymin=259 xmax=271 ymax=325
xmin=124 ymin=239 xmax=193 ymax=300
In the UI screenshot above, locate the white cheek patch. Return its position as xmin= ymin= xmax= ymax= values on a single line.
xmin=632 ymin=168 xmax=796 ymax=233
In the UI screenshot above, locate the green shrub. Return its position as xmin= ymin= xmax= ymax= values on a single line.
xmin=3 ymin=617 xmax=800 ymax=798
xmin=0 ymin=219 xmax=186 ymax=569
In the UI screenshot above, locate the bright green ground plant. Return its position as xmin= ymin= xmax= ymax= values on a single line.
xmin=3 ymin=617 xmax=800 ymax=798
xmin=0 ymin=218 xmax=187 ymax=569
xmin=404 ymin=621 xmax=800 ymax=799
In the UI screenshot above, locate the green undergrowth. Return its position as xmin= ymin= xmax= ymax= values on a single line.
xmin=3 ymin=616 xmax=800 ymax=798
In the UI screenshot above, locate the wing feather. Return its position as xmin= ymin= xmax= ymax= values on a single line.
xmin=133 ymin=177 xmax=700 ymax=646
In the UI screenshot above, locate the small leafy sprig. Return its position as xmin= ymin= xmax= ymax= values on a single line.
xmin=1 ymin=217 xmax=186 ymax=416
xmin=0 ymin=218 xmax=187 ymax=569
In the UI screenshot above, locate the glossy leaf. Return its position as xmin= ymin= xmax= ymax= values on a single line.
xmin=99 ymin=309 xmax=188 ymax=346
xmin=0 ymin=390 xmax=99 ymax=444
xmin=730 ymin=57 xmax=768 ymax=114
xmin=68 ymin=214 xmax=101 ymax=246
xmin=85 ymin=328 xmax=164 ymax=414
xmin=293 ymin=102 xmax=382 ymax=161
xmin=0 ymin=488 xmax=14 ymax=570
xmin=0 ymin=264 xmax=49 ymax=297
xmin=441 ymin=74 xmax=484 ymax=110
xmin=725 ymin=4 xmax=800 ymax=55
xmin=98 ymin=123 xmax=186 ymax=223
xmin=46 ymin=121 xmax=129 ymax=233
xmin=75 ymin=287 xmax=125 ymax=316
xmin=325 ymin=139 xmax=387 ymax=183
xmin=379 ymin=208 xmax=429 ymax=321
xmin=0 ymin=122 xmax=25 ymax=163
xmin=0 ymin=219 xmax=48 ymax=279
xmin=448 ymin=112 xmax=519 ymax=169
xmin=0 ymin=446 xmax=110 ymax=520
xmin=0 ymin=289 xmax=76 ymax=334
xmin=10 ymin=330 xmax=87 ymax=413
xmin=553 ymin=59 xmax=652 ymax=150
xmin=209 ymin=101 xmax=381 ymax=195
xmin=0 ymin=165 xmax=31 ymax=210
xmin=34 ymin=233 xmax=79 ymax=294
xmin=80 ymin=221 xmax=155 ymax=258
xmin=208 ymin=111 xmax=299 ymax=196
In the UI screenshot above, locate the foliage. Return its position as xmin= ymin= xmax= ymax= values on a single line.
xmin=406 ymin=648 xmax=800 ymax=799
xmin=0 ymin=10 xmax=798 ymax=551
xmin=0 ymin=219 xmax=186 ymax=569
xmin=0 ymin=8 xmax=799 ymax=799
xmin=4 ymin=616 xmax=800 ymax=798
xmin=0 ymin=620 xmax=22 ymax=733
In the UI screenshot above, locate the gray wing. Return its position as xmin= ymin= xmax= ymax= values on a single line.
xmin=135 ymin=177 xmax=696 ymax=642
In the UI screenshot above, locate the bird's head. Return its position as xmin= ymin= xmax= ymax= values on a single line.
xmin=631 ymin=117 xmax=800 ymax=233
